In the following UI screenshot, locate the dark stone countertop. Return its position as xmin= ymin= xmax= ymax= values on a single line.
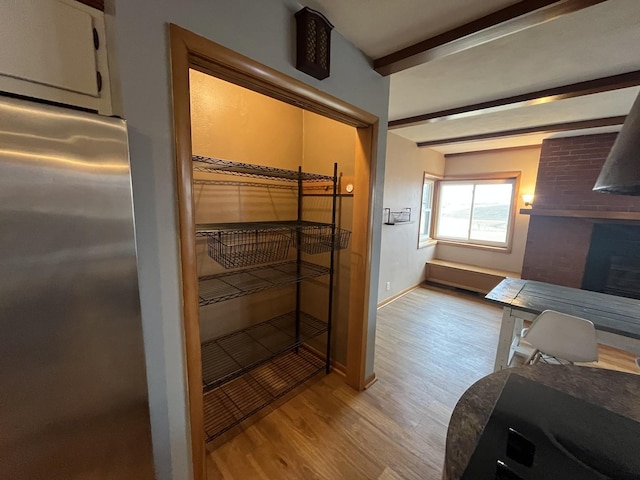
xmin=443 ymin=365 xmax=640 ymax=480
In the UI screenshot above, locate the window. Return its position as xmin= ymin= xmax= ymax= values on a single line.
xmin=418 ymin=173 xmax=436 ymax=248
xmin=435 ymin=177 xmax=518 ymax=248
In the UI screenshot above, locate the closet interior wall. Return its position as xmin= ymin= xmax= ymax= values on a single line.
xmin=299 ymin=112 xmax=355 ymax=365
xmin=189 ymin=69 xmax=355 ymax=441
xmin=190 ymin=70 xmax=301 ymax=341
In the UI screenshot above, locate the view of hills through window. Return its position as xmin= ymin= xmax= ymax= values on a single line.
xmin=436 ymin=180 xmax=514 ymax=245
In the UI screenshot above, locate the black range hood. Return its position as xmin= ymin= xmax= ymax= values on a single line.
xmin=593 ymin=92 xmax=640 ymax=195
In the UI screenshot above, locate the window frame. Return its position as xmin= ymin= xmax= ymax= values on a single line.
xmin=433 ymin=172 xmax=520 ymax=252
xmin=418 ymin=172 xmax=441 ymax=249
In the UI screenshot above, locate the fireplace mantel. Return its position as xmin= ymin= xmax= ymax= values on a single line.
xmin=520 ymin=208 xmax=640 ymax=221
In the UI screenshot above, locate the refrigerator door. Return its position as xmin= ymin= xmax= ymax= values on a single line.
xmin=0 ymin=96 xmax=154 ymax=479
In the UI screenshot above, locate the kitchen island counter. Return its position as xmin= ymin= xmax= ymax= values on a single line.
xmin=443 ymin=365 xmax=640 ymax=480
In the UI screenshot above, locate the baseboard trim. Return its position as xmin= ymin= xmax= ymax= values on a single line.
xmin=302 ymin=343 xmax=347 ymax=376
xmin=363 ymin=372 xmax=378 ymax=389
xmin=377 ymin=284 xmax=420 ymax=309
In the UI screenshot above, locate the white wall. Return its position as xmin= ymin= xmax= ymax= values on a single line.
xmin=110 ymin=0 xmax=389 ymax=478
xmin=436 ymin=146 xmax=541 ymax=273
xmin=378 ymin=133 xmax=445 ymax=303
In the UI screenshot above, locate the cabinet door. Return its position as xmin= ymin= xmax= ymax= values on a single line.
xmin=0 ymin=0 xmax=112 ymax=113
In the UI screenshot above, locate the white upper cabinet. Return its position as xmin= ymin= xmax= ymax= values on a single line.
xmin=0 ymin=0 xmax=112 ymax=114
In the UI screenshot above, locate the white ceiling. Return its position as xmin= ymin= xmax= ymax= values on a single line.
xmin=425 ymin=125 xmax=623 ymax=155
xmin=303 ymin=0 xmax=640 ymax=153
xmin=304 ymin=0 xmax=518 ymax=59
xmin=395 ymin=87 xmax=639 ymax=143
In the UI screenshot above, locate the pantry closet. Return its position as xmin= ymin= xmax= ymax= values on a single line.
xmin=190 ymin=70 xmax=355 ymax=443
xmin=169 ymin=24 xmax=378 ymax=480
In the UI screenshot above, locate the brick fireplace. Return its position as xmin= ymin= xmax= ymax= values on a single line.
xmin=521 ymin=133 xmax=640 ymax=293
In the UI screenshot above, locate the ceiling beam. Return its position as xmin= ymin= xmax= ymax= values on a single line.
xmin=374 ymin=0 xmax=607 ymax=76
xmin=415 ymin=116 xmax=625 ymax=147
xmin=389 ymin=70 xmax=640 ymax=129
xmin=75 ymin=0 xmax=104 ymax=10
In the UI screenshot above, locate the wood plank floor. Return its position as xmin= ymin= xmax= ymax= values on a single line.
xmin=207 ymin=285 xmax=639 ymax=479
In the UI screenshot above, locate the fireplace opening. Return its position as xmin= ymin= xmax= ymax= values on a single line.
xmin=582 ymin=224 xmax=640 ymax=300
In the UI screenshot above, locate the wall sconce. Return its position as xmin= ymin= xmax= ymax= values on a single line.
xmin=522 ymin=194 xmax=534 ymax=207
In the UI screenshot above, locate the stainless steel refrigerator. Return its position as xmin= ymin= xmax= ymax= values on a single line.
xmin=0 ymin=95 xmax=155 ymax=479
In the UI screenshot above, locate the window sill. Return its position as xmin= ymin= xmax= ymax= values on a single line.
xmin=435 ymin=239 xmax=512 ymax=253
xmin=418 ymin=238 xmax=438 ymax=249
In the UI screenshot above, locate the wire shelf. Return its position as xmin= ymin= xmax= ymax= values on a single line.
xmin=293 ymin=225 xmax=351 ymax=254
xmin=197 ymin=222 xmax=349 ymax=259
xmin=203 ymin=348 xmax=324 ymax=442
xmin=192 ymin=156 xmax=333 ymax=182
xmin=193 ymin=178 xmax=298 ymax=190
xmin=384 ymin=207 xmax=412 ymax=225
xmin=199 ymin=260 xmax=330 ymax=306
xmin=196 ymin=220 xmax=332 ymax=236
xmin=207 ymin=231 xmax=291 ymax=269
xmin=201 ymin=311 xmax=327 ymax=392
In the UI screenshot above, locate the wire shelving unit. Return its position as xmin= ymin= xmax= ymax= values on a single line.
xmin=193 ymin=156 xmax=350 ymax=442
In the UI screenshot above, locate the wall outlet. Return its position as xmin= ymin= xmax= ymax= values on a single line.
xmin=385 ymin=281 xmax=391 ymax=291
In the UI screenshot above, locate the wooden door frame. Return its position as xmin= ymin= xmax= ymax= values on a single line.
xmin=169 ymin=23 xmax=379 ymax=480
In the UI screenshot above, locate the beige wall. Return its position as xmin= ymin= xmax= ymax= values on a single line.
xmin=436 ymin=146 xmax=541 ymax=273
xmin=191 ymin=71 xmax=301 ymax=339
xmin=378 ymin=133 xmax=445 ymax=303
xmin=302 ymin=110 xmax=356 ymax=176
xmin=301 ymin=111 xmax=356 ymax=366
xmin=190 ymin=70 xmax=302 ymax=169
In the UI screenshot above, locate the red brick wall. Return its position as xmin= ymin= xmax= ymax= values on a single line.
xmin=521 ymin=132 xmax=640 ymax=287
xmin=534 ymin=133 xmax=640 ymax=212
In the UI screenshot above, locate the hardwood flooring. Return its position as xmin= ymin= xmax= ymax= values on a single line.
xmin=207 ymin=285 xmax=639 ymax=479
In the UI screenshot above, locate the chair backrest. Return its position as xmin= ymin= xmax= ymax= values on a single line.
xmin=523 ymin=310 xmax=598 ymax=363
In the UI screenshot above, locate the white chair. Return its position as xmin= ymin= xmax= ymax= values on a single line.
xmin=521 ymin=310 xmax=598 ymax=365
